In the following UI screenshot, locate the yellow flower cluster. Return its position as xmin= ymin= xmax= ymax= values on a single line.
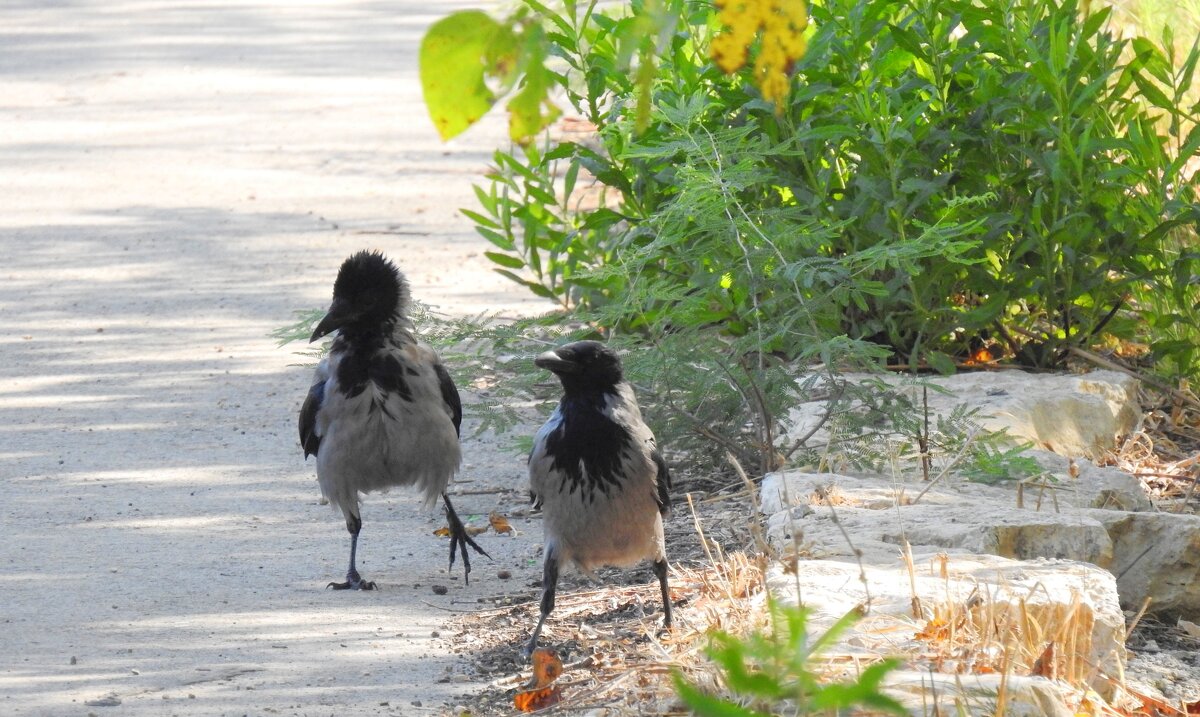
xmin=710 ymin=0 xmax=808 ymax=109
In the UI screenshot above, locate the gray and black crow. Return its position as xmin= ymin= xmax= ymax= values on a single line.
xmin=299 ymin=250 xmax=488 ymax=589
xmin=525 ymin=340 xmax=672 ymax=655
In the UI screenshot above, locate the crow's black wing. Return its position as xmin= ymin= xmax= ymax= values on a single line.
xmin=651 ymin=442 xmax=672 ymax=517
xmin=527 ymin=414 xmax=562 ymax=512
xmin=299 ymin=379 xmax=325 ymax=458
xmin=434 ymin=362 xmax=462 ymax=437
xmin=527 ymin=445 xmax=545 ymax=511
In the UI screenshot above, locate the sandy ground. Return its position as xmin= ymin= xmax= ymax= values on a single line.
xmin=0 ymin=1 xmax=554 ymax=714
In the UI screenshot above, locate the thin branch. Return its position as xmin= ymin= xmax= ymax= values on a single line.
xmin=912 ymin=425 xmax=983 ymax=504
xmin=782 ymin=383 xmax=846 ymax=461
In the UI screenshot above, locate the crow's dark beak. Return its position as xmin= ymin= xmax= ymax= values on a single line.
xmin=534 ymin=349 xmax=578 ymax=374
xmin=310 ymin=298 xmax=358 ymax=342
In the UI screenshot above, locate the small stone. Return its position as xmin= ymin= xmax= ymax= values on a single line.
xmin=70 ymin=656 xmax=77 ymax=665
xmin=431 ymin=585 xmax=448 ymax=595
xmin=497 ymin=570 xmax=512 ymax=580
xmin=84 ymin=693 xmax=121 ymax=707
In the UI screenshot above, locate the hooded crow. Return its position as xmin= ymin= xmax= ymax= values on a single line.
xmin=525 ymin=340 xmax=672 ymax=655
xmin=299 ymin=250 xmax=488 ymax=588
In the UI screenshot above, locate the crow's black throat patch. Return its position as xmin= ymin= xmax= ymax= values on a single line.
xmin=335 ymin=342 xmax=413 ymax=403
xmin=543 ymin=393 xmax=633 ymax=500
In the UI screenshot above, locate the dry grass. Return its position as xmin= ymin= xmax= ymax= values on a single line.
xmin=1103 ymin=383 xmax=1200 ymax=512
xmin=911 ymin=557 xmax=1103 ymax=688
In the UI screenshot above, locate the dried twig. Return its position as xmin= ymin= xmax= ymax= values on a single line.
xmin=724 ymin=451 xmax=772 ymax=559
xmin=1125 ymin=596 xmax=1154 ymax=643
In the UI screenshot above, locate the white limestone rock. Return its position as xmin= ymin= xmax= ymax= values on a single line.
xmin=784 ymin=369 xmax=1140 ymax=461
xmin=762 ymin=471 xmax=1114 ymax=566
xmin=1028 ymin=450 xmax=1152 ymax=512
xmin=882 ymin=671 xmax=1078 ymax=717
xmin=766 ymin=553 xmax=1127 ymax=701
xmin=1087 ymin=510 xmax=1200 ymax=618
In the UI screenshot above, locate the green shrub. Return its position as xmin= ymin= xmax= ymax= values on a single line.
xmin=674 ymin=600 xmax=906 ymax=716
xmin=471 ymin=0 xmax=1199 ymax=374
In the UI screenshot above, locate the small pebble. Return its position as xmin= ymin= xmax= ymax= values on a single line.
xmin=497 ymin=570 xmax=512 ymax=580
xmin=84 ymin=694 xmax=121 ymax=707
xmin=431 ymin=585 xmax=448 ymax=595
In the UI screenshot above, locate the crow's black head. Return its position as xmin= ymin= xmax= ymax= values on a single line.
xmin=310 ymin=250 xmax=411 ymax=342
xmin=535 ymin=340 xmax=624 ymax=395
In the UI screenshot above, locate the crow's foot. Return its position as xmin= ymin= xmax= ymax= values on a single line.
xmin=327 ymin=571 xmax=376 ymax=590
xmin=444 ymin=499 xmax=491 ymax=585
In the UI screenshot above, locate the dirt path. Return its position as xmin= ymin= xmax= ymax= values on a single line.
xmin=0 ymin=2 xmax=548 ymax=714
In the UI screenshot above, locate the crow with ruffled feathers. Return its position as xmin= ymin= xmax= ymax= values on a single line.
xmin=525 ymin=340 xmax=672 ymax=655
xmin=299 ymin=250 xmax=488 ymax=589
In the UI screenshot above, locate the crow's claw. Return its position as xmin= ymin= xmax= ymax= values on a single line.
xmin=327 ymin=570 xmax=377 ymax=590
xmin=443 ymin=494 xmax=491 ymax=585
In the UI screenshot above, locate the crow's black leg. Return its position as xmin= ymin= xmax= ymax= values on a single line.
xmin=328 ymin=512 xmax=376 ymax=590
xmin=441 ymin=493 xmax=490 ymax=585
xmin=653 ymin=558 xmax=673 ymax=629
xmin=524 ymin=549 xmax=559 ymax=659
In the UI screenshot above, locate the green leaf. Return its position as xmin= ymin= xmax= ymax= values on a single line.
xmin=925 ymin=350 xmax=957 ymax=375
xmin=522 ymin=179 xmax=559 ymax=208
xmin=581 ymin=208 xmax=626 ymax=230
xmin=887 ymin=23 xmax=927 ymax=61
xmin=961 ymin=292 xmax=1009 ymax=327
xmin=419 ymin=10 xmax=509 ymax=141
xmin=1080 ymin=6 xmax=1112 ymax=40
xmin=460 ymin=208 xmax=500 ymax=230
xmin=1167 ymin=123 xmax=1200 ymax=179
xmin=492 ymin=268 xmax=559 ymax=299
xmin=524 ymin=281 xmax=559 ymax=300
xmin=563 ymin=159 xmax=580 ymax=199
xmin=473 ymin=225 xmax=516 ymax=250
xmin=672 ymin=672 xmax=765 ymax=717
xmin=1132 ymin=71 xmax=1173 ymax=110
xmin=807 ymin=608 xmax=860 ymax=655
xmin=1131 ymin=37 xmax=1172 ymax=84
xmin=484 ymin=251 xmax=526 ymax=269
xmin=710 ymin=643 xmax=783 ymax=698
xmin=809 ymin=659 xmax=907 ymax=714
xmin=508 ymin=27 xmax=562 ymax=142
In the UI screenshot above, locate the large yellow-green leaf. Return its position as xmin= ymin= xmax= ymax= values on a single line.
xmin=500 ymin=24 xmax=559 ymax=143
xmin=419 ymin=10 xmax=508 ymax=141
